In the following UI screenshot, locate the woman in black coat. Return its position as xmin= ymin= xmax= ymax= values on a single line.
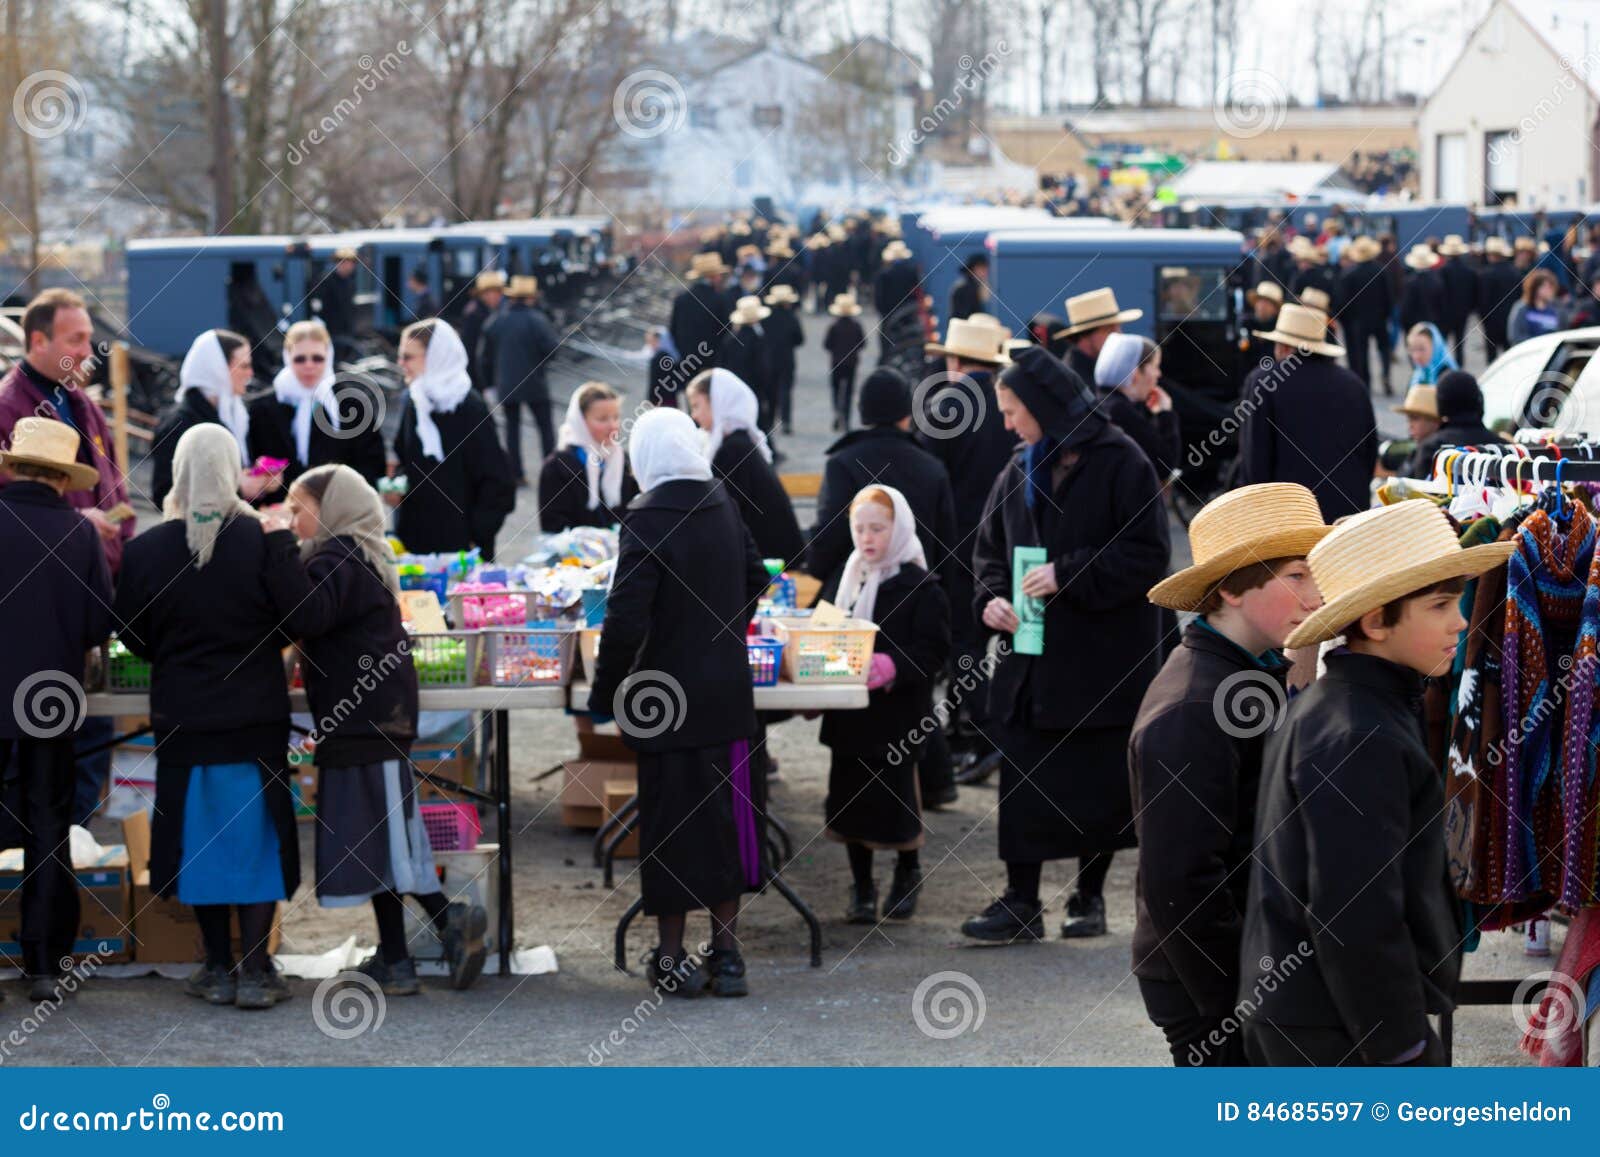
xmin=818 ymin=485 xmax=950 ymax=923
xmin=686 ymin=368 xmax=804 ymax=564
xmin=150 ymin=328 xmax=277 ymax=510
xmin=246 ymin=319 xmax=387 ymax=501
xmin=961 ymin=346 xmax=1171 ymax=945
xmin=391 ymin=318 xmax=516 ymax=559
xmin=113 ymin=423 xmax=311 ymax=1010
xmin=588 ymin=407 xmax=771 ymax=998
xmin=537 ymin=381 xmax=638 ymax=532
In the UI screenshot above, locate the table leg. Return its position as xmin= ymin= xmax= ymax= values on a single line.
xmin=495 ymin=708 xmax=512 ymax=976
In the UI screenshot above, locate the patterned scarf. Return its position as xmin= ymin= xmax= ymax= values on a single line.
xmin=1559 ymin=512 xmax=1600 ymax=910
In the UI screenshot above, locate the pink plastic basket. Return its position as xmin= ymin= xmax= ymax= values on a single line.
xmin=420 ymin=802 xmax=482 ymax=852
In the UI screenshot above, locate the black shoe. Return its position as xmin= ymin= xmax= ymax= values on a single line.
xmin=645 ymin=947 xmax=709 ymax=997
xmin=706 ymin=948 xmax=749 ymax=997
xmin=184 ymin=964 xmax=237 ymax=1006
xmin=954 ymin=750 xmax=1002 ymax=786
xmin=234 ymin=967 xmax=289 ymax=1010
xmin=260 ymin=960 xmax=291 ymax=1003
xmin=923 ymin=783 xmax=959 ymax=809
xmin=846 ymin=883 xmax=878 ymax=924
xmin=441 ymin=901 xmax=488 ymax=991
xmin=1060 ymin=892 xmax=1107 ymax=939
xmin=357 ymin=952 xmax=422 ymax=996
xmin=960 ymin=890 xmax=1044 ymax=943
xmin=27 ymin=974 xmax=64 ymax=1003
xmin=882 ymin=866 xmax=923 ymax=920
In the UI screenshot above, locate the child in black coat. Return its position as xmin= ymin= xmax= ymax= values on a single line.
xmin=819 ymin=485 xmax=951 ymax=923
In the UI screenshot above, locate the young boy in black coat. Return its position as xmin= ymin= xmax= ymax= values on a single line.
xmin=1131 ymin=483 xmax=1329 ymax=1066
xmin=0 ymin=419 xmax=114 ymax=1001
xmin=1239 ymin=500 xmax=1513 ymax=1066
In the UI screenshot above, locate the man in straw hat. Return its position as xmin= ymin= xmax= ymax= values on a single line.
xmin=1391 ymin=382 xmax=1440 ymax=448
xmin=1055 ymin=286 xmax=1142 ymax=386
xmin=312 ymin=245 xmax=361 ymax=344
xmin=1338 ymin=235 xmax=1394 ymax=395
xmin=1399 ymin=244 xmax=1446 ymax=336
xmin=949 ymin=252 xmax=990 ymax=322
xmin=488 ymin=274 xmax=561 ymax=483
xmin=670 ymin=252 xmax=733 ymax=379
xmin=1288 ymin=237 xmax=1337 ymax=306
xmin=762 ymin=284 xmax=804 ymax=435
xmin=1131 ymin=483 xmax=1329 ymax=1065
xmin=823 ymin=292 xmax=866 ymax=430
xmin=0 ymin=417 xmax=114 ymax=1003
xmin=1238 ymin=499 xmax=1514 ymax=1066
xmin=458 ymin=269 xmax=507 ymax=393
xmin=873 ymin=239 xmax=920 ymax=319
xmin=1477 ymin=236 xmax=1521 ymax=361
xmin=1243 ymin=281 xmax=1284 ymax=369
xmin=723 ymin=294 xmax=777 ymax=443
xmin=1236 ymin=303 xmax=1377 ymax=521
xmin=1437 ymin=234 xmax=1477 ymax=365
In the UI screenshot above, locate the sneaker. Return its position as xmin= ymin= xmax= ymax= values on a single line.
xmin=706 ymin=948 xmax=749 ymax=998
xmin=1525 ymin=914 xmax=1552 ymax=957
xmin=184 ymin=964 xmax=237 ymax=1006
xmin=27 ymin=974 xmax=65 ymax=1003
xmin=846 ymin=883 xmax=878 ymax=925
xmin=1060 ymin=892 xmax=1107 ymax=939
xmin=234 ymin=969 xmax=284 ymax=1011
xmin=645 ymin=947 xmax=709 ymax=998
xmin=357 ymin=953 xmax=422 ymax=996
xmin=260 ymin=960 xmax=292 ymax=1003
xmin=960 ymin=891 xmax=1044 ymax=943
xmin=441 ymin=901 xmax=489 ymax=991
xmin=882 ymin=866 xmax=923 ymax=920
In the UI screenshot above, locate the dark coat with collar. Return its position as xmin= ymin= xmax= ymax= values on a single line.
xmin=719 ymin=324 xmax=768 ymax=399
xmin=0 ymin=482 xmax=113 ymax=740
xmin=669 ymin=281 xmax=731 ymax=369
xmin=803 ymin=425 xmax=958 ymax=586
xmin=149 ymin=389 xmax=230 ymax=512
xmin=948 ymin=275 xmax=985 ymax=322
xmin=1399 ymin=268 xmax=1446 ymax=333
xmin=710 ymin=429 xmax=804 ymax=563
xmin=1096 ymin=389 xmax=1182 ymax=482
xmin=1236 ymin=354 xmax=1377 ymax=521
xmin=1130 ymin=622 xmax=1289 ymax=1016
xmin=1439 ymin=256 xmax=1479 ymax=332
xmin=762 ymin=304 xmax=804 ymax=379
xmin=1476 ymin=261 xmax=1523 ymax=346
xmin=971 ymin=421 xmax=1171 ymax=731
xmin=537 ymin=445 xmax=639 ymax=532
xmin=457 ymin=296 xmax=505 ymax=391
xmin=1339 ymin=258 xmax=1392 ymax=332
xmin=1240 ymin=650 xmax=1463 ymax=1064
xmin=590 ymin=479 xmax=770 ymax=754
xmin=873 ymin=259 xmax=921 ymax=317
xmin=245 ymin=379 xmax=387 ymax=495
xmin=488 ymin=302 xmax=561 ymax=400
xmin=393 ymin=390 xmax=516 ymax=556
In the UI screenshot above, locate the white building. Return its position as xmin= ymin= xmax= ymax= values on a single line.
xmin=1419 ymin=0 xmax=1600 ymax=208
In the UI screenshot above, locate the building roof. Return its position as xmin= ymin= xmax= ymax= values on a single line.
xmin=1165 ymin=161 xmax=1362 ymax=202
xmin=1427 ymin=0 xmax=1600 ymax=109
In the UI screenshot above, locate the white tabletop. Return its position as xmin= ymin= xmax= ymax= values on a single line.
xmin=569 ymin=681 xmax=869 ymax=712
xmin=85 ymin=685 xmax=568 ymax=717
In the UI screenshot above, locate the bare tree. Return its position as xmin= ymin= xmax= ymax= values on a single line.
xmin=1123 ymin=0 xmax=1176 ymax=106
xmin=1085 ymin=0 xmax=1121 ymax=106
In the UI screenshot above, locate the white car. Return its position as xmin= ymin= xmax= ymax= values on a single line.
xmin=1479 ymin=327 xmax=1600 ymax=436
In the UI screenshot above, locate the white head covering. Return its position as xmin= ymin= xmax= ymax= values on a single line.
xmin=273 ymin=339 xmax=340 ymax=466
xmin=406 ymin=320 xmax=473 ymax=461
xmin=834 ymin=484 xmax=927 ymax=624
xmin=704 ymin=367 xmax=771 ymax=463
xmin=176 ymin=330 xmax=251 ymax=465
xmin=298 ymin=463 xmax=401 ymax=600
xmin=162 ymin=423 xmax=256 ymax=568
xmin=630 ymin=407 xmax=712 ymax=492
xmin=556 ymin=386 xmax=625 ymax=510
xmin=1093 ymin=331 xmax=1146 ymax=391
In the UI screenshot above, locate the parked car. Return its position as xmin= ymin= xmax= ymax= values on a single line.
xmin=1478 ymin=326 xmax=1600 ymax=436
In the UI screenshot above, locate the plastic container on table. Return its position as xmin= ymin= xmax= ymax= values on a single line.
xmin=484 ymin=627 xmax=577 ymax=687
xmin=406 ymin=631 xmax=482 ymax=688
xmin=419 ymin=801 xmax=482 ymax=852
xmin=104 ymin=638 xmax=152 ymax=692
xmin=768 ymin=618 xmax=878 ymax=684
xmin=747 ymin=637 xmax=783 ymax=686
xmin=448 ymin=585 xmax=534 ymax=630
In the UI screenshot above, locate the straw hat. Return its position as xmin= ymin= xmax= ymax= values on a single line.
xmin=1055 ymin=287 xmax=1144 ymax=338
xmin=0 ymin=416 xmax=99 ymax=491
xmin=689 ymin=252 xmax=730 ymax=279
xmin=1283 ymin=500 xmax=1515 ymax=649
xmin=1147 ymin=484 xmax=1331 ymax=611
xmin=764 ymin=284 xmax=800 ymax=306
xmin=506 ymin=275 xmax=539 ymax=300
xmin=473 ymin=269 xmax=507 ymax=294
xmin=1403 ymin=245 xmax=1438 ymax=271
xmin=1346 ymin=235 xmax=1381 ymax=263
xmin=730 ymin=220 xmax=752 ymax=236
xmin=736 ymin=243 xmax=761 ymax=263
xmin=1298 ymin=286 xmax=1332 ymax=314
xmin=729 ymin=294 xmax=772 ymax=325
xmin=827 ymin=292 xmax=863 ymax=317
xmin=1252 ymin=302 xmax=1344 ymax=357
xmin=826 ymin=223 xmax=847 ymax=241
xmin=1485 ymin=236 xmax=1513 ymax=258
xmin=1391 ymin=384 xmax=1439 ymax=420
xmin=925 ymin=315 xmax=1012 ymax=364
xmin=1513 ymin=236 xmax=1537 ymax=253
xmin=766 ymin=240 xmax=795 ymax=259
xmin=805 ymin=234 xmax=832 ymax=250
xmin=881 ymin=240 xmax=912 ymax=262
xmin=1252 ymin=281 xmax=1284 ymax=304
xmin=1438 ymin=234 xmax=1469 ymax=257
xmin=333 ymin=246 xmax=359 ymax=262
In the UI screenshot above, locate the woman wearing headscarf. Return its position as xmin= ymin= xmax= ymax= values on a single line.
xmin=246 ymin=319 xmax=386 ymax=499
xmin=113 ymin=424 xmax=312 ymax=1010
xmin=150 ymin=329 xmax=275 ymax=509
xmin=537 ymin=381 xmax=638 ymax=532
xmin=588 ymin=407 xmax=771 ymax=999
xmin=818 ymin=485 xmax=950 ymax=924
xmin=1093 ymin=332 xmax=1181 ymax=482
xmin=280 ymin=464 xmax=486 ymax=994
xmin=961 ymin=346 xmax=1171 ymax=945
xmin=391 ymin=318 xmax=516 ymax=558
xmin=684 ymin=368 xmax=803 ymax=563
xmin=1405 ymin=322 xmax=1458 ymax=387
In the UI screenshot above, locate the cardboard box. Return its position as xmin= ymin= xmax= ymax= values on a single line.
xmin=414 ymin=750 xmax=476 ymax=801
xmin=0 ymin=843 xmax=132 ymax=965
xmin=562 ymin=758 xmax=634 ymax=829
xmin=120 ymin=812 xmax=280 ymax=964
xmin=602 ymin=780 xmax=639 ymax=858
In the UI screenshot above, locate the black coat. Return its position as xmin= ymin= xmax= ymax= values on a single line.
xmin=1477 ymin=261 xmax=1523 ymax=346
xmin=1439 ymin=257 xmax=1479 ymax=331
xmin=537 ymin=445 xmax=638 ymax=533
xmin=1096 ymin=389 xmax=1181 ymax=481
xmin=948 ymin=276 xmax=985 ymax=322
xmin=1290 ymin=264 xmax=1339 ymax=304
xmin=669 ymin=281 xmax=730 ymax=369
xmin=803 ymin=425 xmax=958 ymax=585
xmin=1399 ymin=268 xmax=1446 ymax=333
xmin=711 ymin=429 xmax=804 ymax=563
xmin=312 ymin=269 xmax=357 ymax=339
xmin=763 ymin=304 xmax=804 ymax=378
xmin=1405 ymin=419 xmax=1506 ymax=480
xmin=1240 ymin=650 xmax=1462 ymax=1063
xmin=489 ymin=302 xmax=560 ymax=400
xmin=457 ymin=297 xmax=504 ymax=391
xmin=972 ymin=421 xmax=1171 ymax=731
xmin=1065 ymin=345 xmax=1098 ymax=390
xmin=590 ymin=479 xmax=769 ymax=754
xmin=818 ymin=564 xmax=951 ymax=754
xmin=719 ymin=324 xmax=768 ymax=399
xmin=1237 ymin=355 xmax=1376 ymax=520
xmin=823 ymin=316 xmax=866 ymax=371
xmin=149 ymin=390 xmax=236 ymax=511
xmin=286 ymin=536 xmax=418 ymax=767
xmin=1338 ymin=258 xmax=1392 ymax=332
xmin=393 ymin=390 xmax=516 ymax=556
xmin=873 ymin=259 xmax=921 ymax=317
xmin=1130 ymin=623 xmax=1288 ymax=1016
xmin=245 ymin=380 xmax=387 ymax=495
xmin=0 ymin=483 xmax=113 ymax=740
xmin=921 ymin=369 xmax=1015 ymax=541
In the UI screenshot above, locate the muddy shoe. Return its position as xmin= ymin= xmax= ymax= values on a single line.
xmin=882 ymin=866 xmax=924 ymax=920
xmin=846 ymin=883 xmax=878 ymax=925
xmin=234 ymin=969 xmax=284 ymax=1011
xmin=441 ymin=901 xmax=488 ymax=991
xmin=184 ymin=964 xmax=237 ymax=1006
xmin=645 ymin=947 xmax=709 ymax=998
xmin=706 ymin=948 xmax=749 ymax=998
xmin=960 ymin=891 xmax=1044 ymax=943
xmin=356 ymin=953 xmax=422 ymax=996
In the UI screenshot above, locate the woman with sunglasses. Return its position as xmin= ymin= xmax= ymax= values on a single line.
xmin=246 ymin=320 xmax=387 ymax=500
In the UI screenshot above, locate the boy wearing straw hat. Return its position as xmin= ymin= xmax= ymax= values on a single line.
xmin=1391 ymin=383 xmax=1440 ymax=446
xmin=1130 ymin=484 xmax=1328 ymax=1065
xmin=1054 ymin=287 xmax=1142 ymax=386
xmin=1239 ymin=500 xmax=1513 ymax=1066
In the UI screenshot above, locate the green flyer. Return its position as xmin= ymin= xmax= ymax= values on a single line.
xmin=1013 ymin=545 xmax=1047 ymax=655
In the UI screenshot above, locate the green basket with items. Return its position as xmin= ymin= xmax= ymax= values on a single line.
xmin=406 ymin=630 xmax=482 ymax=688
xmin=104 ymin=637 xmax=153 ymax=692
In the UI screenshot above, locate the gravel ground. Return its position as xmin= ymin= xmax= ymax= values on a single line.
xmin=7 ymin=310 xmax=1545 ymax=1067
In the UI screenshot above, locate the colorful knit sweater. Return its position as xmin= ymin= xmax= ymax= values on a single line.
xmin=1561 ymin=511 xmax=1600 ymax=910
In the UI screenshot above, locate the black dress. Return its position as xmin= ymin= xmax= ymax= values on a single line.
xmin=245 ymin=379 xmax=388 ymax=495
xmin=536 ymin=445 xmax=639 ymax=532
xmin=710 ymin=429 xmax=804 ymax=563
xmin=818 ymin=565 xmax=951 ymax=849
xmin=393 ymin=390 xmax=516 ymax=557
